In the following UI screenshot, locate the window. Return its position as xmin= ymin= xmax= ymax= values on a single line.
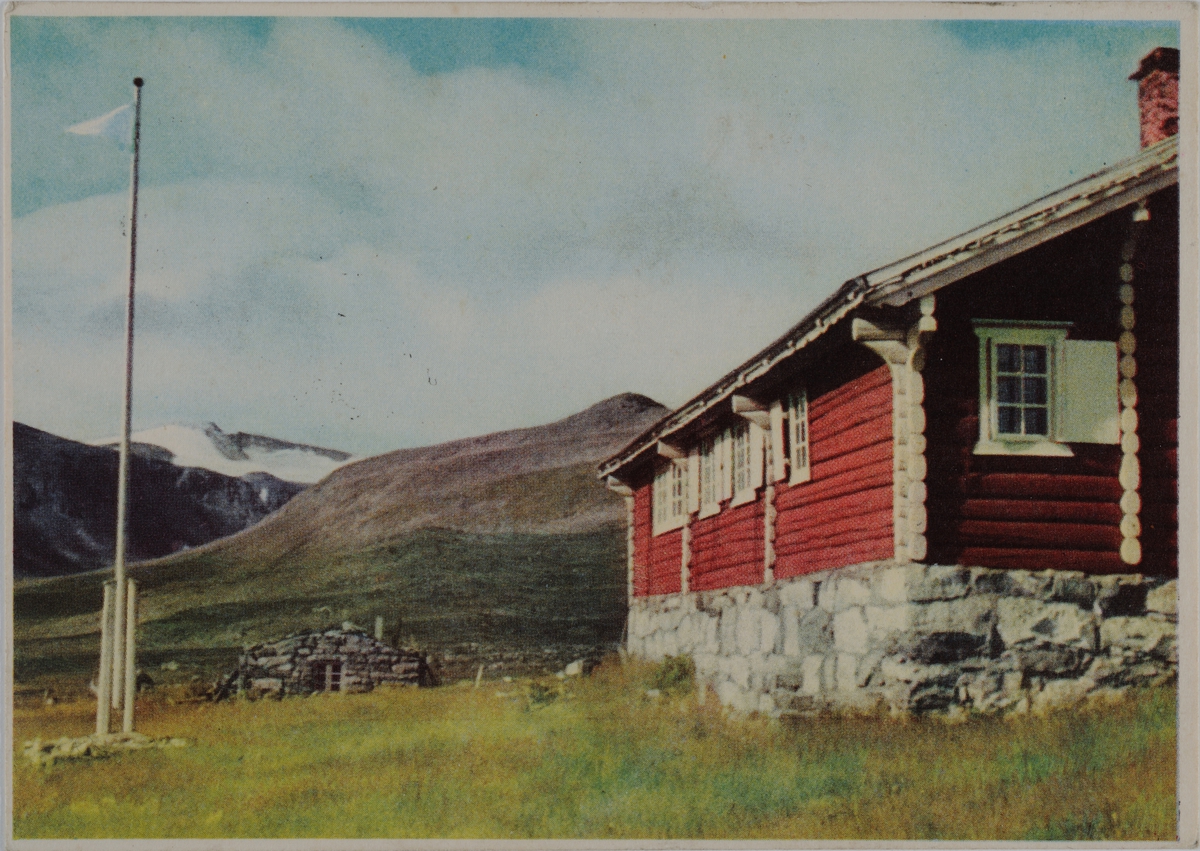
xmin=974 ymin=321 xmax=1119 ymax=455
xmin=731 ymin=421 xmax=753 ymax=500
xmin=730 ymin=421 xmax=765 ymax=506
xmin=698 ymin=435 xmax=721 ymax=518
xmin=652 ymin=459 xmax=688 ymax=535
xmin=787 ymin=387 xmax=811 ymax=484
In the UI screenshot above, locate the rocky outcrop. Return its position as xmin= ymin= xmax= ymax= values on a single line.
xmin=628 ymin=563 xmax=1176 ymax=717
xmin=23 ymin=732 xmax=189 ymax=767
xmin=13 ymin=422 xmax=306 ymax=578
xmin=219 ymin=628 xmax=432 ymax=699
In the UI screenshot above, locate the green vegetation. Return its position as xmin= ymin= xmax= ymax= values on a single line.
xmin=14 ymin=528 xmax=626 ymax=696
xmin=12 ymin=659 xmax=1176 ymax=840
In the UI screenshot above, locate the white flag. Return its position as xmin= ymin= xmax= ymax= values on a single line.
xmin=66 ymin=103 xmax=133 ymax=148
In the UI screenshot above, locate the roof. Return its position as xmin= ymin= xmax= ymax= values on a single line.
xmin=600 ymin=134 xmax=1179 ymax=480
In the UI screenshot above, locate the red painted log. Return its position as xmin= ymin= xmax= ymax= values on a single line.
xmin=776 ymin=496 xmax=893 ymax=542
xmin=809 ymin=383 xmax=893 ymax=436
xmin=808 ymin=366 xmax=892 ymax=420
xmin=632 ymin=486 xmax=652 ymax=597
xmin=946 ymin=498 xmax=1123 ymax=525
xmin=1140 ymin=501 xmax=1178 ymax=527
xmin=775 ymin=538 xmax=894 ymax=578
xmin=955 ymin=547 xmax=1127 ymax=574
xmin=1141 ymin=448 xmax=1178 ymax=479
xmin=956 ymin=519 xmax=1122 ymax=551
xmin=961 ymin=473 xmax=1124 ymax=502
xmin=775 ymin=467 xmax=893 ymax=510
xmin=775 ymin=521 xmax=893 ymax=554
xmin=811 ymin=440 xmax=892 ymax=483
xmin=812 ymin=417 xmax=893 ymax=465
xmin=690 ymin=561 xmax=766 ymax=592
xmin=1138 ymin=417 xmax=1178 ymax=445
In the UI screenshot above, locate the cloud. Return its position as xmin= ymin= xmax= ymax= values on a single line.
xmin=9 ymin=17 xmax=1179 ymax=454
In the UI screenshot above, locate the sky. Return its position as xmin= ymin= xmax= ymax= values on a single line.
xmin=7 ymin=15 xmax=1182 ymax=456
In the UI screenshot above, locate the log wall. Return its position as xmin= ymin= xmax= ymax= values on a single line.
xmin=631 ymin=483 xmax=683 ymax=597
xmin=689 ymin=499 xmax=765 ymax=591
xmin=1132 ymin=187 xmax=1179 ymax=575
xmin=774 ymin=363 xmax=894 ymax=578
xmin=923 ymin=195 xmax=1176 ymax=576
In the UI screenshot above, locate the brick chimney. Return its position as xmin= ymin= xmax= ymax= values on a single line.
xmin=1129 ymin=47 xmax=1180 ymax=148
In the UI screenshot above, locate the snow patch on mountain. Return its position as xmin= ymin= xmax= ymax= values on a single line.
xmin=92 ymin=423 xmax=353 ymax=484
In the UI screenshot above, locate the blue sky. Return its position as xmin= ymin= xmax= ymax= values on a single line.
xmin=7 ymin=15 xmax=1181 ymax=455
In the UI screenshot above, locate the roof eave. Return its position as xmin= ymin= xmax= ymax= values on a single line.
xmin=599 ymin=137 xmax=1179 ymax=482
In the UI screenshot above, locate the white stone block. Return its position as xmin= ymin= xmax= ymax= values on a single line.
xmin=833 ymin=607 xmax=869 ymax=655
xmin=997 ymin=598 xmax=1095 ymax=647
xmin=802 ymin=655 xmax=825 ymax=695
xmin=875 ymin=565 xmax=917 ymax=604
xmin=760 ymin=611 xmax=780 ymax=654
xmin=1100 ymin=616 xmax=1176 ymax=654
xmin=914 ymin=595 xmax=997 ymax=636
xmin=836 ymin=653 xmax=859 ymax=692
xmin=661 ymin=630 xmax=679 ymax=658
xmin=866 ymin=604 xmax=912 ymax=640
xmin=781 ymin=606 xmax=802 ymax=657
xmin=736 ymin=607 xmax=762 ymax=656
xmin=1031 ymin=678 xmax=1095 ymax=715
xmin=837 ymin=578 xmax=872 ymax=610
xmin=821 ymin=654 xmax=838 ymax=693
xmin=778 ymin=578 xmax=816 ymax=610
xmin=1145 ymin=581 xmax=1177 ymax=616
xmin=692 ymin=653 xmax=719 ymax=680
xmin=716 ymin=680 xmax=740 ymax=707
xmin=704 ymin=616 xmax=721 ymax=654
xmin=719 ymin=607 xmax=739 ymax=656
xmin=818 ymin=579 xmax=838 ymax=611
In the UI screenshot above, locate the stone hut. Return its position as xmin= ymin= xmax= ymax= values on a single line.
xmin=219 ymin=627 xmax=432 ymax=698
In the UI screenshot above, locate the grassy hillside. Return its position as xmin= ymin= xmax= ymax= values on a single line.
xmin=15 ymin=526 xmax=626 ymax=695
xmin=12 ymin=660 xmax=1176 ymax=840
xmin=15 ymin=393 xmax=665 ymax=696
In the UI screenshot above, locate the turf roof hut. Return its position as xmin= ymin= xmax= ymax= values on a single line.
xmin=600 ymin=48 xmax=1181 ymax=716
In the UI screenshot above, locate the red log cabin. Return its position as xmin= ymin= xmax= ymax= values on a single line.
xmin=601 ymin=47 xmax=1181 ymax=605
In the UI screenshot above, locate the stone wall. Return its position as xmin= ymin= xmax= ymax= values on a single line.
xmin=627 ymin=561 xmax=1177 ymax=716
xmin=221 ymin=628 xmax=430 ymax=698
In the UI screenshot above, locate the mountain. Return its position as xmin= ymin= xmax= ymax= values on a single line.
xmin=13 ymin=423 xmax=307 ymax=579
xmin=14 ymin=393 xmax=669 ymax=688
xmin=90 ymin=423 xmax=353 ymax=484
xmin=162 ymin=392 xmax=668 ymax=564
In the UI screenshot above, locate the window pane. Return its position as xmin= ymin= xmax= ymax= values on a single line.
xmin=998 ymin=406 xmax=1021 ymax=434
xmin=997 ymin=376 xmax=1020 ymax=403
xmin=1023 ymin=376 xmax=1047 ymax=405
xmin=1023 ymin=345 xmax=1047 ymax=374
xmin=1024 ymin=406 xmax=1048 ymax=435
xmin=997 ymin=344 xmax=1021 ymax=372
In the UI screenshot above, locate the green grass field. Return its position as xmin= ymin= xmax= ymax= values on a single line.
xmin=12 ymin=658 xmax=1177 ymax=840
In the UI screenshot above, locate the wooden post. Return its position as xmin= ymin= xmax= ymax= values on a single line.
xmin=375 ymin=616 xmax=384 ymax=641
xmin=96 ymin=582 xmax=114 ymax=735
xmin=111 ymin=578 xmax=125 ymax=710
xmin=122 ymin=579 xmax=137 ymax=733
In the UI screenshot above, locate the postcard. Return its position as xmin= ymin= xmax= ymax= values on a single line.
xmin=4 ymin=3 xmax=1197 ymax=847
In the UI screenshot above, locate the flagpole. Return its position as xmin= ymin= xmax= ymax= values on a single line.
xmin=107 ymin=76 xmax=143 ymax=731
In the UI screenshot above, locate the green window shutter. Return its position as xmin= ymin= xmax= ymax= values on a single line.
xmin=1058 ymin=339 xmax=1120 ymax=444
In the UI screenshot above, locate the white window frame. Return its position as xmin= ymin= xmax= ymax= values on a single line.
xmin=652 ymin=458 xmax=689 ymax=536
xmin=787 ymin=387 xmax=811 ymax=484
xmin=973 ymin=321 xmax=1073 ymax=457
xmin=729 ymin=420 xmax=762 ymax=507
xmin=698 ymin=434 xmax=722 ymax=519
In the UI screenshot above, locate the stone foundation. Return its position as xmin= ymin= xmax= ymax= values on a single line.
xmin=627 ymin=562 xmax=1177 ymax=716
